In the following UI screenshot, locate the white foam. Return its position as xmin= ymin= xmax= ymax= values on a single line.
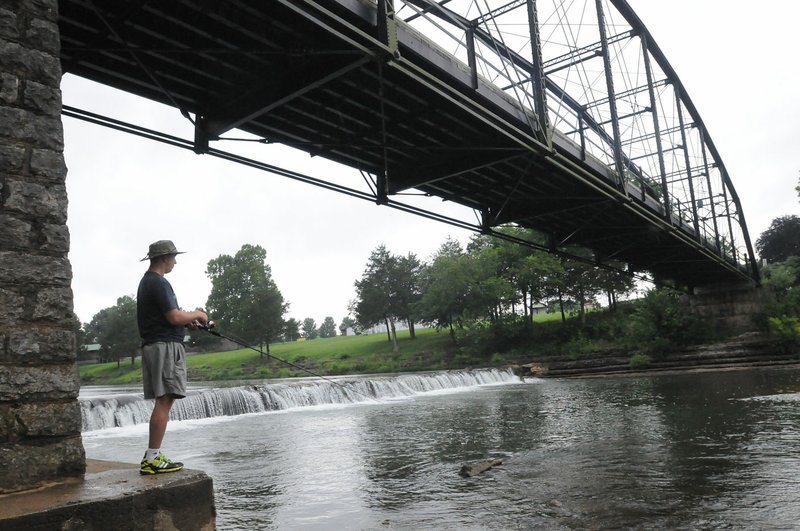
xmin=80 ymin=368 xmax=530 ymax=433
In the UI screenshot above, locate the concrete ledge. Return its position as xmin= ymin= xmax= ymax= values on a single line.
xmin=0 ymin=459 xmax=216 ymax=530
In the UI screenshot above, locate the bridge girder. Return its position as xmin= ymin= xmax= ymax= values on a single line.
xmin=57 ymin=0 xmax=759 ymax=287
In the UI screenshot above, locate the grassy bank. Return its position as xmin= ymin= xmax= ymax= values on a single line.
xmin=82 ymin=297 xmax=774 ymax=386
xmin=79 ymin=327 xmax=480 ymax=386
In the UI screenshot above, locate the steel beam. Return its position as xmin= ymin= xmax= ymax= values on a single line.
xmin=201 ymin=56 xmax=371 ymax=140
xmin=594 ymin=0 xmax=626 ymax=192
xmin=526 ymin=0 xmax=551 ymax=146
xmin=675 ymin=95 xmax=700 ymax=237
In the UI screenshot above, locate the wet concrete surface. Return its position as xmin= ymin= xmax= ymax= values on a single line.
xmin=0 ymin=459 xmax=215 ymax=530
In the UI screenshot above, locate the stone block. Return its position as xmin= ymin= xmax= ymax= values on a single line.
xmin=0 ymin=72 xmax=19 ymax=104
xmin=0 ymin=435 xmax=85 ymax=493
xmin=0 ymin=406 xmax=8 ymax=441
xmin=23 ymin=17 xmax=59 ymax=54
xmin=0 ymin=251 xmax=71 ymax=285
xmin=1 ymin=401 xmax=81 ymax=439
xmin=30 ymin=146 xmax=66 ymax=181
xmin=0 ymin=107 xmax=63 ymax=149
xmin=32 ymin=287 xmax=75 ymax=322
xmin=2 ymin=326 xmax=76 ymax=363
xmin=0 ymin=287 xmax=25 ymax=323
xmin=0 ymin=216 xmax=69 ymax=253
xmin=0 ymin=41 xmax=61 ymax=87
xmin=0 ymin=364 xmax=79 ymax=401
xmin=0 ymin=215 xmax=31 ymax=248
xmin=0 ymin=8 xmax=18 ymax=41
xmin=23 ymin=0 xmax=59 ymax=23
xmin=39 ymin=223 xmax=70 ymax=253
xmin=4 ymin=0 xmax=58 ymax=23
xmin=0 ymin=143 xmax=25 ymax=172
xmin=23 ymin=81 xmax=61 ymax=116
xmin=3 ymin=180 xmax=68 ymax=223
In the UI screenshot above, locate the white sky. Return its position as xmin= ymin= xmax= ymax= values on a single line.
xmin=62 ymin=0 xmax=800 ymax=326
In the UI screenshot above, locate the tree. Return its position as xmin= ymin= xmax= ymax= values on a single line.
xmin=559 ymin=257 xmax=604 ymax=325
xmin=318 ymin=316 xmax=337 ymax=338
xmin=796 ymin=173 xmax=799 ymax=201
xmin=302 ymin=318 xmax=318 ymax=339
xmin=186 ymin=306 xmax=223 ymax=351
xmin=352 ymin=245 xmax=422 ymax=350
xmin=70 ymin=313 xmax=88 ymax=357
xmin=762 ymin=256 xmax=800 ymax=293
xmin=593 ymin=263 xmax=636 ymax=311
xmin=205 ymin=244 xmax=287 ymax=348
xmin=760 ymin=256 xmax=800 ymax=349
xmin=415 ymin=238 xmax=471 ymax=341
xmin=392 ymin=253 xmax=423 ymax=339
xmin=87 ymin=295 xmax=140 ymax=366
xmin=339 ymin=316 xmax=356 ymax=335
xmin=494 ymin=227 xmax=564 ymax=320
xmin=756 ymin=215 xmax=800 ymax=263
xmin=465 ymin=234 xmax=516 ymax=320
xmin=628 ymin=288 xmax=711 ymax=353
xmin=353 ymin=245 xmax=394 ymax=341
xmin=284 ymin=318 xmax=301 ymax=341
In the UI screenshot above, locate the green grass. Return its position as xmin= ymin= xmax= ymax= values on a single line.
xmin=78 ymin=312 xmax=590 ymax=386
xmin=532 ymin=311 xmax=564 ymax=324
xmin=80 ymin=327 xmax=462 ymax=385
xmin=79 ymin=358 xmax=144 ymax=385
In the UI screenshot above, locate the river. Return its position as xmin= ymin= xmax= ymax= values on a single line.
xmin=80 ymin=367 xmax=800 ymax=530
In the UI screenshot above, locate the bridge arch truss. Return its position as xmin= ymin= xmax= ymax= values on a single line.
xmin=58 ymin=0 xmax=759 ymax=288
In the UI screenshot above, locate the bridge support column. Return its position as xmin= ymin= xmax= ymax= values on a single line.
xmin=687 ymin=282 xmax=769 ymax=337
xmin=0 ymin=0 xmax=86 ymax=493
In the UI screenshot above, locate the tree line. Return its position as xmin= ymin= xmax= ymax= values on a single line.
xmin=350 ymin=227 xmax=637 ymax=351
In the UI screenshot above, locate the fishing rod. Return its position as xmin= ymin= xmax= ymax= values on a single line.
xmin=197 ymin=322 xmax=379 ymax=402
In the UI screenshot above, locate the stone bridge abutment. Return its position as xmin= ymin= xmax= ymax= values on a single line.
xmin=688 ymin=282 xmax=770 ymax=337
xmin=0 ymin=0 xmax=84 ymax=494
xmin=1 ymin=3 xmax=215 ymax=529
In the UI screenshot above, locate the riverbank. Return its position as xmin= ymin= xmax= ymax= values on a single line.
xmin=513 ymin=332 xmax=799 ymax=378
xmin=79 ymin=326 xmax=797 ymax=386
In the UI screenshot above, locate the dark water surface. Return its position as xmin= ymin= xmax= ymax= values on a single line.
xmin=81 ymin=367 xmax=800 ymax=530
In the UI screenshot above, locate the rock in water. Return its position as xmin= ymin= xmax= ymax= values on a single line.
xmin=459 ymin=459 xmax=503 ymax=477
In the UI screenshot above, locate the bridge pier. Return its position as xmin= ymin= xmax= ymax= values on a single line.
xmin=1 ymin=0 xmax=85 ymax=493
xmin=1 ymin=3 xmax=216 ymax=528
xmin=687 ymin=282 xmax=769 ymax=336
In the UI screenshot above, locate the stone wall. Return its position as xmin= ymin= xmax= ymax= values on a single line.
xmin=0 ymin=0 xmax=85 ymax=493
xmin=688 ymin=282 xmax=769 ymax=337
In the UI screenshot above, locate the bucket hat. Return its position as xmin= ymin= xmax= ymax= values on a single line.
xmin=140 ymin=240 xmax=185 ymax=261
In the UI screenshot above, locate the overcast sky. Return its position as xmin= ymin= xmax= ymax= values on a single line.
xmin=62 ymin=0 xmax=799 ymax=326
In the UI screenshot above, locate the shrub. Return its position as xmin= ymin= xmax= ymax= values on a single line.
xmin=629 ymin=353 xmax=651 ymax=370
xmin=489 ymin=352 xmax=505 ymax=366
xmin=627 ymin=288 xmax=712 ymax=354
xmin=563 ymin=334 xmax=596 ymax=359
xmin=767 ymin=316 xmax=800 ymax=353
xmin=757 ymin=260 xmax=800 ymax=353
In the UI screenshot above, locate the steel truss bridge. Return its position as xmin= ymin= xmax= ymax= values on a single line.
xmin=58 ymin=0 xmax=759 ymax=288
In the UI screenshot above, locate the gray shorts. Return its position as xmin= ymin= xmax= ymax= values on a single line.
xmin=142 ymin=342 xmax=187 ymax=399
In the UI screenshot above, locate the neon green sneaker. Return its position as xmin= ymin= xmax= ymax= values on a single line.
xmin=140 ymin=452 xmax=184 ymax=475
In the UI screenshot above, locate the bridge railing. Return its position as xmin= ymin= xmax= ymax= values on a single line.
xmin=390 ymin=0 xmax=756 ymax=278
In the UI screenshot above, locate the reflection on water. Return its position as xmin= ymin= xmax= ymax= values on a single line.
xmin=82 ymin=367 xmax=800 ymax=530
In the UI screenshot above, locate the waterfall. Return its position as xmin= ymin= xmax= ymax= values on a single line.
xmin=80 ymin=368 xmax=522 ymax=432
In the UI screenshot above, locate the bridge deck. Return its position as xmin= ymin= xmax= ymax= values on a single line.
xmin=58 ymin=0 xmax=751 ymax=287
